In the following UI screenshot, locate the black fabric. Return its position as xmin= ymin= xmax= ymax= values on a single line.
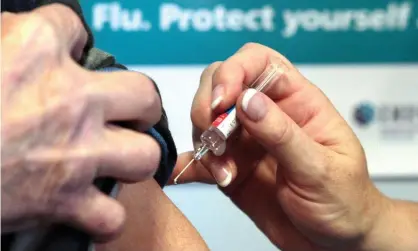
xmin=1 ymin=233 xmax=16 ymax=251
xmin=1 ymin=0 xmax=33 ymax=12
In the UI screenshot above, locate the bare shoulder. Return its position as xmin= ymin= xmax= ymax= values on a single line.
xmin=95 ymin=180 xmax=209 ymax=251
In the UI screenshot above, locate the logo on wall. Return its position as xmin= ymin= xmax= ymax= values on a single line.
xmin=354 ymin=103 xmax=376 ymax=126
xmin=353 ymin=102 xmax=418 ymax=139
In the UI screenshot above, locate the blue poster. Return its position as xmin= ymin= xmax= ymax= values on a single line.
xmin=81 ymin=0 xmax=418 ymax=64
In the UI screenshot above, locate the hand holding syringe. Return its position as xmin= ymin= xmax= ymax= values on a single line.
xmin=174 ymin=61 xmax=285 ymax=184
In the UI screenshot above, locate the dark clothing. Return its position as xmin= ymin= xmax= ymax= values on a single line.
xmin=1 ymin=0 xmax=178 ymax=250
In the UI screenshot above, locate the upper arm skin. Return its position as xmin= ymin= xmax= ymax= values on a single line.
xmin=95 ymin=180 xmax=209 ymax=251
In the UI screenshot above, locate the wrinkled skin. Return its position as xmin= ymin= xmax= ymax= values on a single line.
xmin=1 ymin=4 xmax=162 ymax=241
xmin=172 ymin=43 xmax=388 ymax=251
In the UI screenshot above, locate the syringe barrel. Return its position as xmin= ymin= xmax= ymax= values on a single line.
xmin=198 ymin=60 xmax=284 ymax=158
xmin=249 ymin=63 xmax=283 ymax=92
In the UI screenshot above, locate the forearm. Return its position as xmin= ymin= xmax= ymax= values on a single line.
xmin=362 ymin=197 xmax=418 ymax=251
xmin=95 ymin=180 xmax=209 ymax=251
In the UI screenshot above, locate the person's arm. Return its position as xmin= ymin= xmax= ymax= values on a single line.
xmin=361 ymin=197 xmax=418 ymax=251
xmin=95 ymin=180 xmax=209 ymax=251
xmin=1 ymin=2 xmax=180 ymax=251
xmin=56 ymin=2 xmax=203 ymax=250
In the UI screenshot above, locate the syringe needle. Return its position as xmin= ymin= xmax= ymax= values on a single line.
xmin=173 ymin=158 xmax=195 ymax=185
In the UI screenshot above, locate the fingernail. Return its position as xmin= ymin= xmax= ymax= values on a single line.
xmin=211 ymin=85 xmax=224 ymax=110
xmin=211 ymin=165 xmax=232 ymax=187
xmin=242 ymin=88 xmax=268 ymax=121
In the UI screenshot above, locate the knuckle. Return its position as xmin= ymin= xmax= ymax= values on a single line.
xmin=270 ymin=119 xmax=293 ymax=148
xmin=77 ymin=77 xmax=105 ymax=109
xmin=49 ymin=159 xmax=96 ymax=214
xmin=241 ymin=42 xmax=263 ymax=51
xmin=200 ymin=61 xmax=222 ymax=82
xmin=54 ymin=3 xmax=84 ymax=29
xmin=25 ymin=156 xmax=74 ymax=213
xmin=136 ymin=136 xmax=161 ymax=178
xmin=144 ymin=91 xmax=162 ymax=123
xmin=130 ymin=73 xmax=162 ymax=116
xmin=25 ymin=13 xmax=53 ymax=38
xmin=51 ymin=91 xmax=97 ymax=134
xmin=58 ymin=92 xmax=87 ymax=118
xmin=79 ymin=86 xmax=96 ymax=108
xmin=144 ymin=87 xmax=162 ymax=120
xmin=1 ymin=13 xmax=61 ymax=86
xmin=208 ymin=61 xmax=223 ymax=70
xmin=81 ymin=82 xmax=101 ymax=107
xmin=24 ymin=13 xmax=60 ymax=53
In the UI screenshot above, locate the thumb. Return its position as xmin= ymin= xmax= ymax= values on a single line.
xmin=236 ymin=88 xmax=330 ymax=182
xmin=167 ymin=151 xmax=215 ymax=185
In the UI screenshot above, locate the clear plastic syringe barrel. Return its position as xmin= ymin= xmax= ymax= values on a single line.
xmin=194 ymin=63 xmax=283 ymax=160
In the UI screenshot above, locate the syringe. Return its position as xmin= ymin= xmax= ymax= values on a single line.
xmin=173 ymin=62 xmax=284 ymax=184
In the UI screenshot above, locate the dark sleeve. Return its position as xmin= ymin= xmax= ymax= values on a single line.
xmin=35 ymin=0 xmax=178 ymax=187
